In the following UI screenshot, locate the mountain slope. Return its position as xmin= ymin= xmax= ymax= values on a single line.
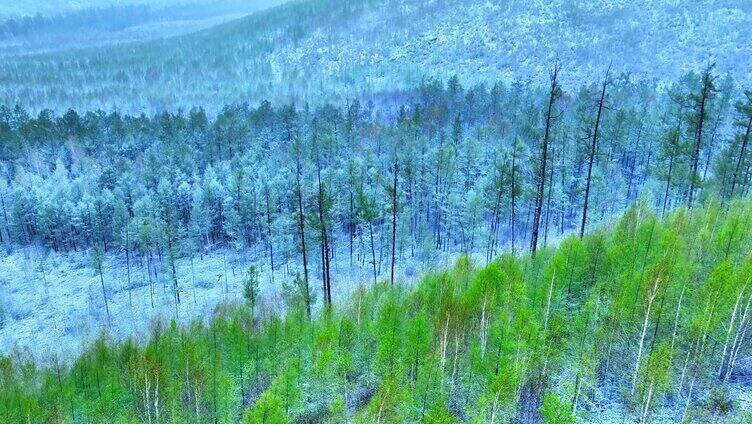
xmin=0 ymin=0 xmax=750 ymax=112
xmin=0 ymin=0 xmax=270 ymax=19
xmin=0 ymin=1 xmax=287 ymax=55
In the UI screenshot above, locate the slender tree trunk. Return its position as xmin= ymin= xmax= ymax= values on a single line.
xmin=510 ymin=139 xmax=518 ymax=254
xmin=167 ymin=233 xmax=180 ymax=320
xmin=544 ymin=139 xmax=555 ymax=247
xmin=146 ymin=251 xmax=154 ymax=308
xmin=719 ymin=285 xmax=746 ymax=379
xmin=581 ymin=70 xmax=608 ymax=238
xmin=724 ymin=291 xmax=752 ymax=381
xmin=265 ymin=188 xmax=275 ymax=282
xmin=640 ymin=379 xmax=654 ymax=424
xmin=294 ymin=149 xmax=311 ymax=316
xmin=632 ymin=278 xmax=659 ymax=395
xmin=531 ymin=64 xmax=559 ymax=254
xmin=349 ymin=190 xmax=354 ymax=267
xmin=487 ymin=176 xmax=503 ymax=262
xmin=0 ymin=192 xmax=10 ymax=246
xmin=125 ymin=226 xmax=133 ymax=308
xmin=729 ymin=116 xmax=752 ymax=199
xmin=662 ymin=154 xmax=675 ymax=218
xmin=316 ymin=162 xmax=332 ymax=306
xmin=369 ymin=221 xmax=377 ymax=285
xmin=390 ymin=159 xmax=398 ymax=285
xmin=688 ymin=68 xmax=713 ymax=208
xmin=98 ymin=261 xmax=111 ymax=324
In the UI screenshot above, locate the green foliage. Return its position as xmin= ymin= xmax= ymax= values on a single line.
xmin=282 ymin=272 xmax=314 ymax=318
xmin=423 ymin=396 xmax=458 ymax=423
xmin=1 ymin=201 xmax=752 ymax=422
xmin=242 ymin=390 xmax=290 ymax=424
xmin=540 ymin=393 xmax=574 ymax=424
xmin=243 ymin=265 xmax=261 ymax=309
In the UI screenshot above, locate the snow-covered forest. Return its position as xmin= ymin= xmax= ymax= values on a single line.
xmin=0 ymin=0 xmax=286 ymax=55
xmin=1 ymin=0 xmax=751 ymax=112
xmin=1 ymin=0 xmax=752 ymax=423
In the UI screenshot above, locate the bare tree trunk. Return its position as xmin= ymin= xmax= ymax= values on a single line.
xmin=531 ymin=63 xmax=560 ymax=255
xmin=688 ymin=66 xmax=714 ymax=208
xmin=265 ymin=187 xmax=275 ymax=283
xmin=729 ymin=116 xmax=752 ymax=199
xmin=511 ymin=138 xmax=518 ymax=254
xmin=581 ymin=69 xmax=609 ymax=238
xmin=390 ymin=159 xmax=398 ymax=285
xmin=0 ymin=192 xmax=10 ymax=246
xmin=725 ymin=291 xmax=752 ymax=381
xmin=315 ymin=155 xmax=332 ymax=306
xmin=543 ymin=139 xmax=555 ymax=248
xmin=98 ymin=261 xmax=111 ymax=324
xmin=369 ymin=221 xmax=377 ymax=285
xmin=662 ymin=154 xmax=674 ymax=218
xmin=632 ymin=278 xmax=660 ymax=395
xmin=125 ymin=225 xmax=133 ymax=308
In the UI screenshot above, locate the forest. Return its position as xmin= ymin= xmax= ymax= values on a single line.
xmin=2 ymin=198 xmax=752 ymax=422
xmin=0 ymin=66 xmax=750 ymax=271
xmin=0 ymin=0 xmax=286 ymax=55
xmin=0 ymin=57 xmax=751 ymax=421
xmin=2 ymin=0 xmax=750 ymax=113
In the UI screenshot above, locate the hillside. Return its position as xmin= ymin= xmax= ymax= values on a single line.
xmin=0 ymin=1 xmax=287 ymax=56
xmin=0 ymin=0 xmax=750 ymax=112
xmin=2 ymin=200 xmax=752 ymax=422
xmin=0 ymin=0 xmax=273 ymax=19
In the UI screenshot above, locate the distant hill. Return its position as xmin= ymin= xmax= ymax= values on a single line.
xmin=0 ymin=0 xmax=250 ymax=19
xmin=0 ymin=0 xmax=750 ymax=113
xmin=0 ymin=0 xmax=286 ymax=55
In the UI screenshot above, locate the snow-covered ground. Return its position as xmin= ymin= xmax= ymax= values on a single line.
xmin=0 ymin=243 xmax=459 ymax=361
xmin=1 ymin=242 xmax=751 ymax=420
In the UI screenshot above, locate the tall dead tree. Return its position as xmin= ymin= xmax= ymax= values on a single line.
xmin=580 ymin=68 xmax=610 ymax=238
xmin=687 ymin=64 xmax=716 ymax=209
xmin=531 ymin=63 xmax=561 ymax=255
xmin=390 ymin=157 xmax=399 ymax=286
xmin=510 ymin=137 xmax=519 ymax=254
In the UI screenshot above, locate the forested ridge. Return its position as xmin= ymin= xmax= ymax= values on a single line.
xmin=2 ymin=199 xmax=752 ymax=422
xmin=2 ymin=0 xmax=750 ymax=112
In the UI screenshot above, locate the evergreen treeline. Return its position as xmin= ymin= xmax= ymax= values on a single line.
xmin=0 ymin=69 xmax=751 ymax=309
xmin=2 ymin=199 xmax=751 ymax=422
